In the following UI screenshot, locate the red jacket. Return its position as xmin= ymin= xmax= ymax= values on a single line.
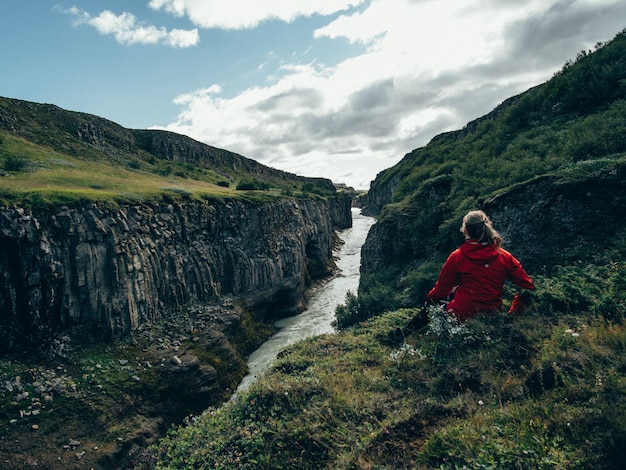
xmin=427 ymin=241 xmax=534 ymax=322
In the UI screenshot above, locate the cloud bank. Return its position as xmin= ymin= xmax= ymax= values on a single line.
xmin=67 ymin=7 xmax=199 ymax=47
xmin=159 ymin=0 xmax=626 ymax=188
xmin=148 ymin=0 xmax=367 ymax=29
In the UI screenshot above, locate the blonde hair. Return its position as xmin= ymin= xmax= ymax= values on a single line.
xmin=461 ymin=210 xmax=502 ymax=247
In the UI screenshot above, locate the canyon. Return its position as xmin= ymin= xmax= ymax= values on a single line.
xmin=0 ymin=197 xmax=351 ymax=354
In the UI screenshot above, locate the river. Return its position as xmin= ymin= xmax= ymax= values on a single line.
xmin=236 ymin=208 xmax=375 ymax=393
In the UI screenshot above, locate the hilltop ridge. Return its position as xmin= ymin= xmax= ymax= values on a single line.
xmin=0 ymin=96 xmax=338 ymax=209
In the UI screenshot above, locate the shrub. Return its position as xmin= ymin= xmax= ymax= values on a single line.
xmin=301 ymin=182 xmax=333 ymax=196
xmin=3 ymin=155 xmax=28 ymax=172
xmin=334 ymin=291 xmax=363 ymax=329
xmin=236 ymin=179 xmax=270 ymax=191
xmin=356 ymin=271 xmax=403 ymax=318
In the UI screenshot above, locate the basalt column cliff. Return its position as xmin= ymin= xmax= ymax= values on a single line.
xmin=0 ymin=197 xmax=351 ymax=353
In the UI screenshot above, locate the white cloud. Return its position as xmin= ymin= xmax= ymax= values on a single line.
xmin=67 ymin=7 xmax=199 ymax=47
xmin=148 ymin=0 xmax=367 ymax=29
xmin=155 ymin=0 xmax=625 ymax=188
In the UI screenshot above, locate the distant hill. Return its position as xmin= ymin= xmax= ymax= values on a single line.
xmin=0 ymin=96 xmax=336 ymax=209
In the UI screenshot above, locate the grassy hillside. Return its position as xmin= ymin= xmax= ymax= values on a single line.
xmin=141 ymin=30 xmax=626 ymax=469
xmin=372 ymin=28 xmax=626 ymax=211
xmin=145 ymin=302 xmax=626 ymax=469
xmin=0 ymin=130 xmax=235 ymax=208
xmin=0 ymin=98 xmax=337 ymax=210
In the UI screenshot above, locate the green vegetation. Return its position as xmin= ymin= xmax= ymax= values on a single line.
xmin=146 ymin=288 xmax=626 ymax=468
xmin=139 ymin=30 xmax=626 ymax=469
xmin=0 ymin=103 xmax=338 ymax=210
xmin=236 ymin=179 xmax=271 ymax=191
xmin=0 ymin=131 xmax=242 ymax=209
xmin=354 ymin=29 xmax=626 ymax=318
xmin=146 ymin=252 xmax=626 ymax=469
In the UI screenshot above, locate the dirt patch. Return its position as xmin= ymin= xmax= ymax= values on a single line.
xmin=358 ymin=405 xmax=456 ymax=469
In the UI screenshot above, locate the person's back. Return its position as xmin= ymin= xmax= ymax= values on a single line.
xmin=428 ymin=210 xmax=534 ymax=322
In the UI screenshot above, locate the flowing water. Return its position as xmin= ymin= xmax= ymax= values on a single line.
xmin=236 ymin=208 xmax=375 ymax=393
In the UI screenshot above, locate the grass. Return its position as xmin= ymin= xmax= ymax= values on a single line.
xmin=143 ymin=280 xmax=626 ymax=469
xmin=0 ymin=132 xmax=229 ymax=206
xmin=0 ymin=131 xmax=308 ymax=209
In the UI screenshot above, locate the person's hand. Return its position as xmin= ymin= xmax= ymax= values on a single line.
xmin=508 ymin=291 xmax=532 ymax=315
xmin=508 ymin=293 xmax=522 ymax=315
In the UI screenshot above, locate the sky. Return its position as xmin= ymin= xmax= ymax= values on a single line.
xmin=1 ymin=1 xmax=625 ymax=189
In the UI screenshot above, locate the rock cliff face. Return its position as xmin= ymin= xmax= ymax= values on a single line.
xmin=0 ymin=197 xmax=351 ymax=353
xmin=360 ymin=172 xmax=401 ymax=217
xmin=483 ymin=161 xmax=626 ymax=272
xmin=360 ymin=160 xmax=626 ymax=280
xmin=360 ymin=175 xmax=453 ymax=275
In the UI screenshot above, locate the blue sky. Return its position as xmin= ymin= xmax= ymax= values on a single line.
xmin=2 ymin=1 xmax=625 ymax=189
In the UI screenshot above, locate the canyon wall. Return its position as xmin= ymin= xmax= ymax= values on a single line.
xmin=0 ymin=196 xmax=352 ymax=353
xmin=361 ymin=160 xmax=626 ymax=279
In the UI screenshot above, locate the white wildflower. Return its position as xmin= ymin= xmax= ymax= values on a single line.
xmin=390 ymin=343 xmax=426 ymax=362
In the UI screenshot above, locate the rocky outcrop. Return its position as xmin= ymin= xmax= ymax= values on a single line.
xmin=360 ymin=171 xmax=402 ymax=217
xmin=0 ymin=196 xmax=351 ymax=353
xmin=361 ymin=159 xmax=626 ymax=281
xmin=483 ymin=160 xmax=626 ymax=272
xmin=360 ymin=175 xmax=453 ymax=275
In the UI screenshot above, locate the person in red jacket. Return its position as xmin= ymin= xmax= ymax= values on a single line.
xmin=427 ymin=210 xmax=534 ymax=322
